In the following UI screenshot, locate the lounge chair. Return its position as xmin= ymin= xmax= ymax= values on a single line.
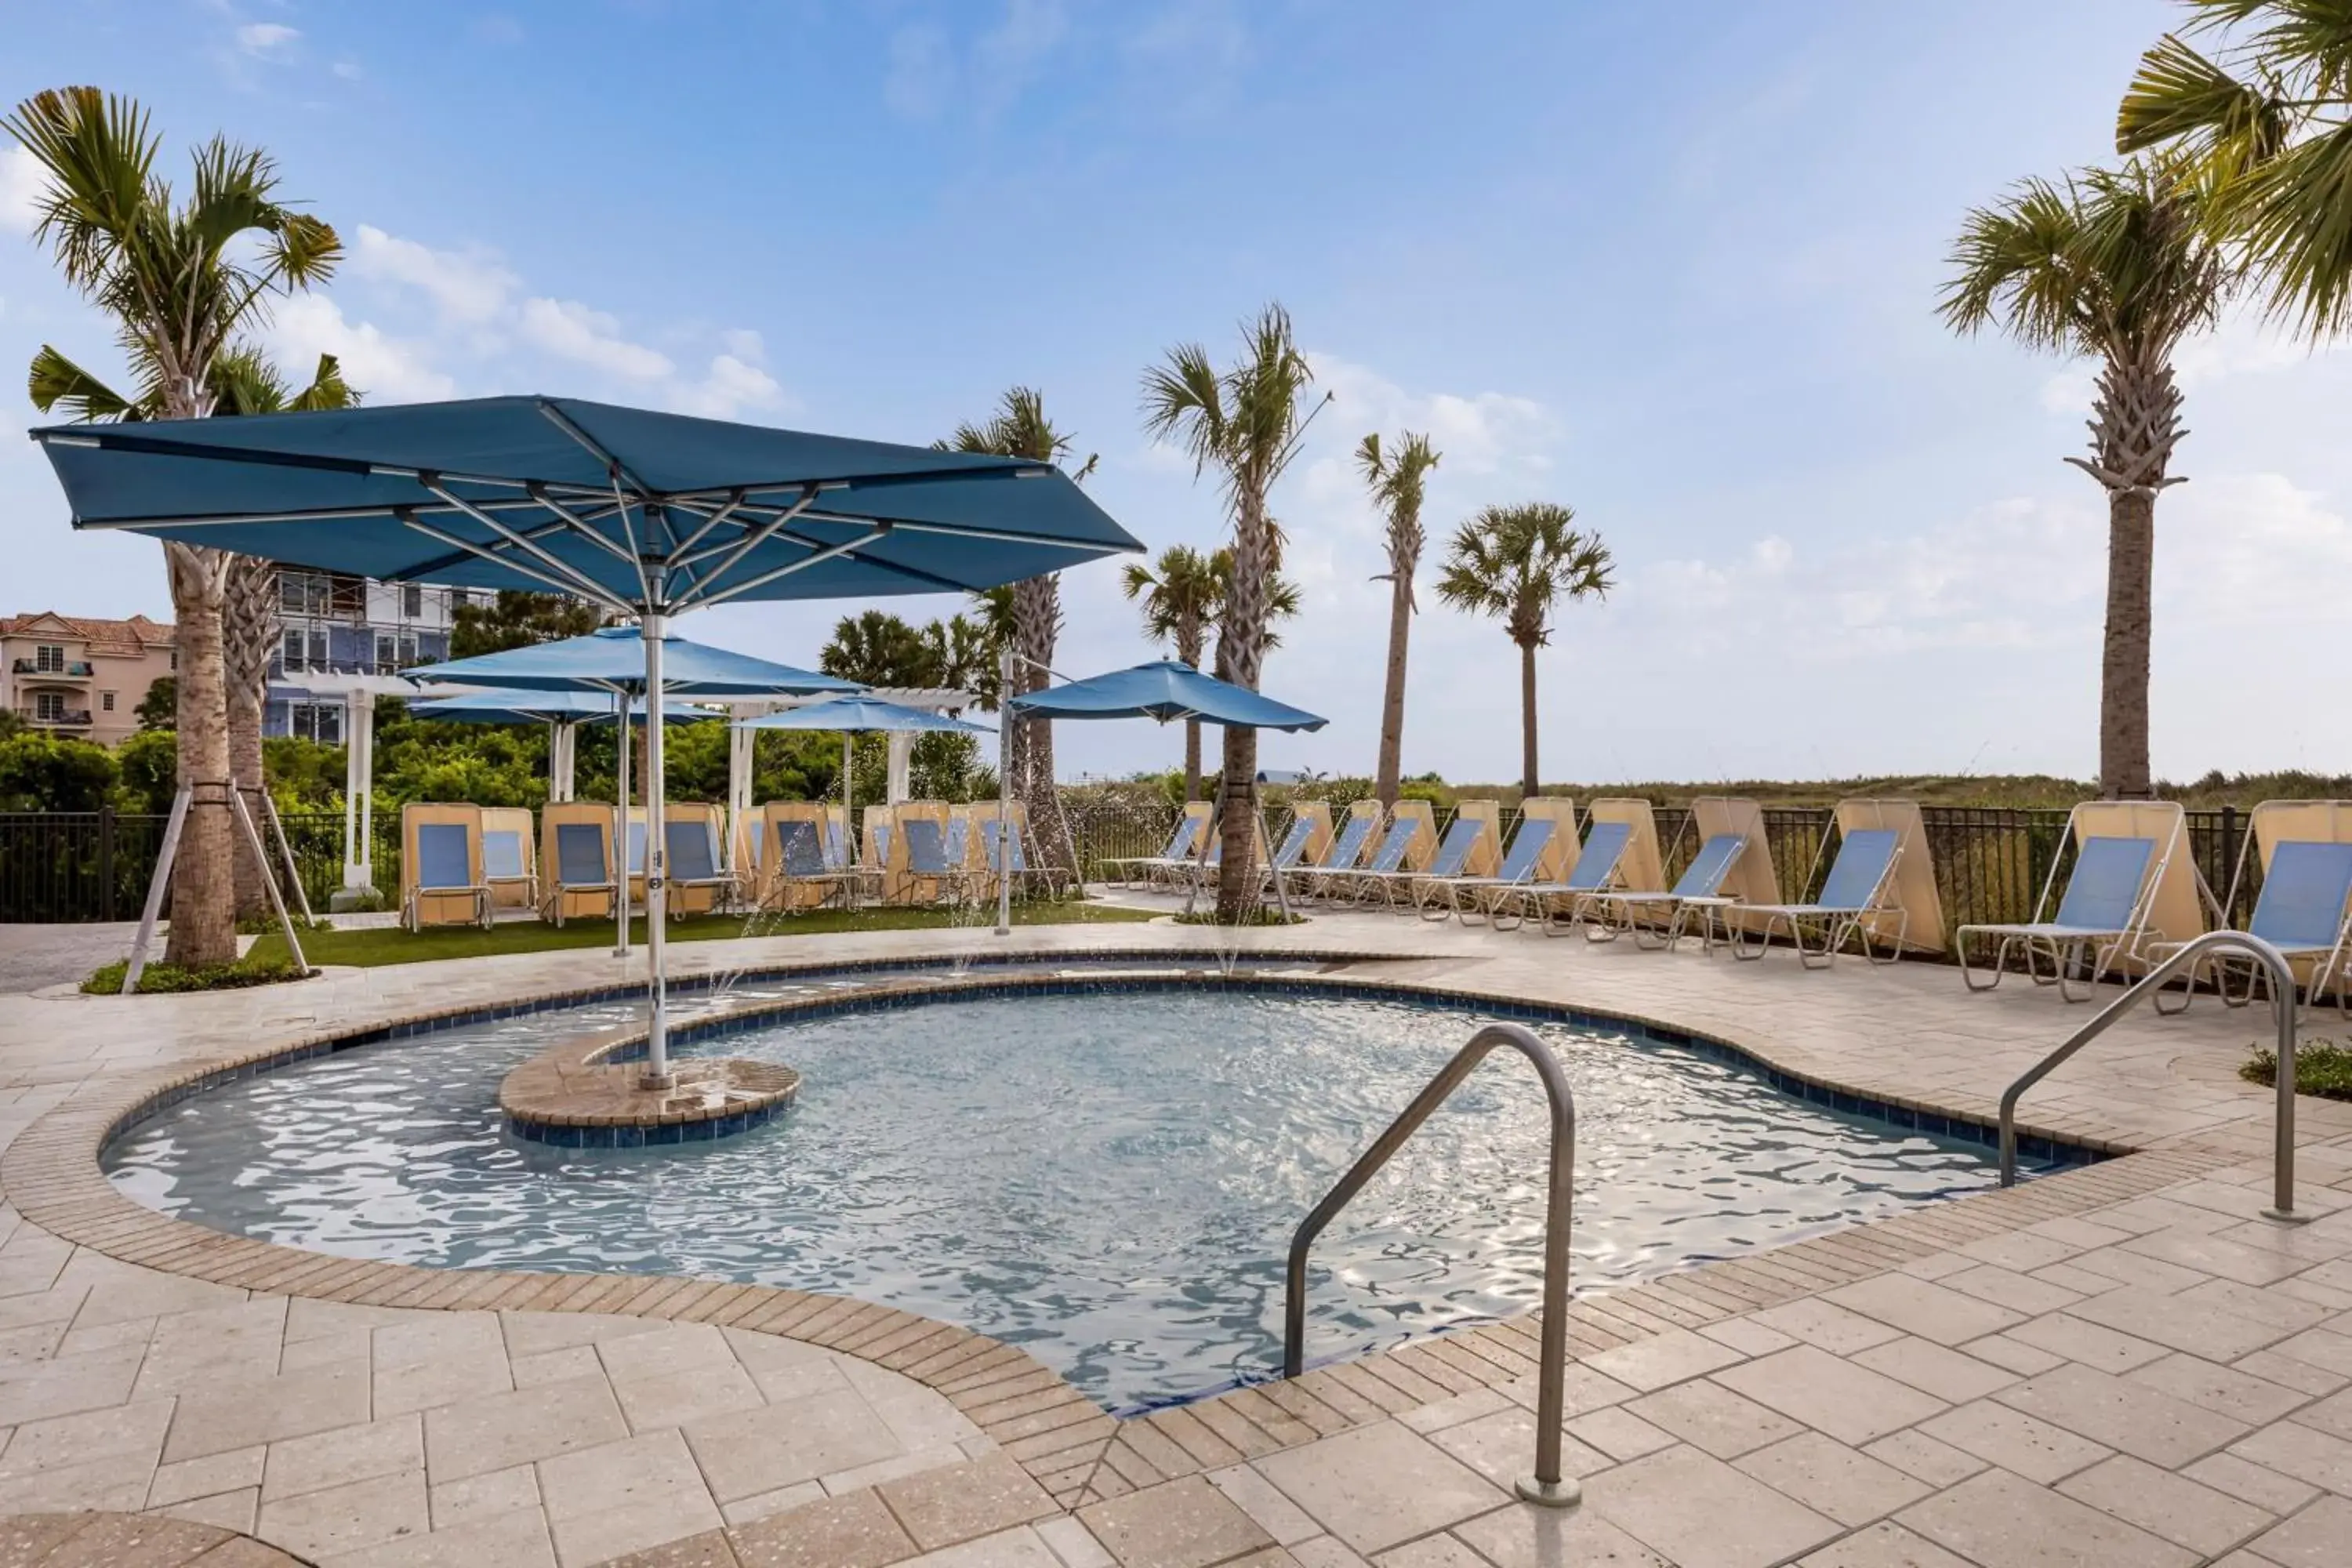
xmin=2158 ymin=808 xmax=2352 ymax=1016
xmin=1957 ymin=834 xmax=2161 ymax=1000
xmin=765 ymin=815 xmax=865 ymax=912
xmin=400 ymin=804 xmax=493 ymax=931
xmin=1351 ymin=814 xmax=1487 ymax=913
xmin=1729 ymin=827 xmax=1904 ymax=967
xmin=896 ymin=815 xmax=964 ymax=905
xmin=1105 ymin=804 xmax=1210 ymax=888
xmin=1258 ymin=814 xmax=1319 ymax=899
xmin=1426 ymin=815 xmax=1561 ymax=924
xmin=1497 ymin=820 xmax=1632 ymax=935
xmin=1283 ymin=808 xmax=1382 ymax=903
xmin=979 ymin=816 xmax=1075 ymax=902
xmin=1591 ymin=833 xmax=1748 ymax=953
xmin=1327 ymin=815 xmax=1425 ymax=906
xmin=662 ymin=809 xmax=733 ymax=919
xmin=480 ymin=807 xmax=539 ymax=911
xmin=540 ymin=804 xmax=619 ymax=926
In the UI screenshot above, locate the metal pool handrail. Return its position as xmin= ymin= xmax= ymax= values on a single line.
xmin=1283 ymin=1022 xmax=1581 ymax=1508
xmin=1998 ymin=931 xmax=2302 ymax=1219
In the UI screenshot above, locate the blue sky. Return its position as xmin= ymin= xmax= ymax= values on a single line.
xmin=7 ymin=1 xmax=2350 ymax=786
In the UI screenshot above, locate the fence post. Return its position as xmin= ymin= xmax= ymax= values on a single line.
xmin=98 ymin=805 xmax=115 ymax=923
xmin=2220 ymin=804 xmax=2241 ymax=926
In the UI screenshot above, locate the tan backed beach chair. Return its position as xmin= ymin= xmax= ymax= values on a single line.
xmin=401 ymin=804 xmax=493 ymax=931
xmin=1288 ymin=800 xmax=1385 ymax=902
xmin=540 ymin=802 xmax=619 ymax=926
xmin=2159 ymin=800 xmax=2352 ymax=1015
xmin=660 ymin=802 xmax=731 ymax=919
xmin=1957 ymin=800 xmax=2188 ymax=1000
xmin=1108 ymin=800 xmax=1214 ymax=888
xmin=887 ymin=800 xmax=959 ymax=905
xmin=1439 ymin=797 xmax=1577 ymax=924
xmin=479 ymin=806 xmax=539 ymax=912
xmin=1563 ymin=798 xmax=1668 ymax=938
xmin=1730 ymin=799 xmax=1942 ymax=967
xmin=759 ymin=801 xmax=866 ymax=912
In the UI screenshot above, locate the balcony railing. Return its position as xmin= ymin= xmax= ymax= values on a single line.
xmin=12 ymin=659 xmax=94 ymax=678
xmin=16 ymin=706 xmax=94 ymax=728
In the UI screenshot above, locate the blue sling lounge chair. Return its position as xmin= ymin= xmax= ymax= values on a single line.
xmin=1730 ymin=827 xmax=1903 ymax=967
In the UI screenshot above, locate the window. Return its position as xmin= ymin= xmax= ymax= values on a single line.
xmin=100 ymin=691 xmax=115 ymax=712
xmin=376 ymin=634 xmax=396 ymax=674
xmin=317 ymin=703 xmax=342 ymax=745
xmin=33 ymin=644 xmax=64 ymax=673
xmin=448 ymin=589 xmax=470 ymax=612
xmin=283 ymin=629 xmax=307 ymax=672
xmin=401 ymin=584 xmax=423 ymax=619
xmin=33 ymin=692 xmax=64 ymax=721
xmin=280 ymin=572 xmax=329 ymax=615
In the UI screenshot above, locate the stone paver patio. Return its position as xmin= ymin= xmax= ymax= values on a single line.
xmin=1 ymin=897 xmax=2348 ymax=1566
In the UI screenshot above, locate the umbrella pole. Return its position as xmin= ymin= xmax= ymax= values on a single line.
xmin=614 ymin=693 xmax=632 ymax=959
xmin=996 ymin=645 xmax=1013 ymax=936
xmin=642 ymin=615 xmax=673 ymax=1088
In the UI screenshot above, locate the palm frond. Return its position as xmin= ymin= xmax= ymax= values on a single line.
xmin=1139 ymin=343 xmax=1225 ymax=479
xmin=26 ymin=344 xmax=139 ymax=422
xmin=284 ymin=351 xmax=357 ymax=412
xmin=2119 ymin=33 xmax=2292 ymax=175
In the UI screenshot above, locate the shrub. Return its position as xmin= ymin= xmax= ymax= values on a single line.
xmin=2243 ymin=1039 xmax=2352 ymax=1102
xmin=82 ymin=953 xmax=307 ymax=995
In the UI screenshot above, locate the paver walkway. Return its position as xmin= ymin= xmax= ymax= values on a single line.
xmin=0 ymin=899 xmax=2348 ymax=1566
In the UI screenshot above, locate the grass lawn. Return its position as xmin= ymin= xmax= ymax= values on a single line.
xmin=244 ymin=899 xmax=1160 ymax=971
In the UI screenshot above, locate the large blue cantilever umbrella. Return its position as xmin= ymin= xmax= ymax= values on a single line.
xmin=738 ymin=697 xmax=993 ymax=838
xmin=32 ymin=395 xmax=1141 ymax=1083
xmin=1004 ymin=660 xmax=1327 ymax=931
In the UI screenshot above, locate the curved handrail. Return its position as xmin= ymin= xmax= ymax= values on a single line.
xmin=1998 ymin=931 xmax=2301 ymax=1218
xmin=1284 ymin=1022 xmax=1581 ymax=1508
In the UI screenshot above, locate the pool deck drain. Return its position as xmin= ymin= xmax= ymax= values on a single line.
xmin=2 ymin=905 xmax=2350 ymax=1566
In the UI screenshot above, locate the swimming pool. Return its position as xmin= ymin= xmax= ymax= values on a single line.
xmin=105 ymin=982 xmax=2009 ymax=1411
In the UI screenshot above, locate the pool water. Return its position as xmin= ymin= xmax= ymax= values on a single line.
xmin=106 ymin=986 xmax=2005 ymax=1411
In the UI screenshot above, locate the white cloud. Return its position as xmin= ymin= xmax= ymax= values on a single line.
xmin=235 ymin=22 xmax=299 ymax=57
xmin=673 ymin=354 xmax=785 ymax=419
xmin=350 ymin=225 xmax=517 ymax=323
xmin=332 ymin=61 xmax=363 ymax=81
xmin=517 ymin=298 xmax=673 ymax=380
xmin=1307 ymin=353 xmax=1558 ymax=477
xmin=265 ymin=293 xmax=456 ymax=403
xmin=0 ymin=146 xmax=42 ymax=236
xmin=720 ymin=328 xmax=767 ymax=365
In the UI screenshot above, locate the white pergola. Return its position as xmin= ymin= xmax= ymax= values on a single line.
xmin=718 ymin=687 xmax=977 ymax=869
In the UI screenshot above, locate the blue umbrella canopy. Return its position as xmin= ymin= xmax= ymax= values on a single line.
xmin=738 ymin=697 xmax=992 ymax=735
xmin=1007 ymin=660 xmax=1327 ymax=731
xmin=402 ymin=626 xmax=854 ymax=696
xmin=408 ymin=688 xmax=717 ymax=725
xmin=29 ymin=395 xmax=1142 ymax=614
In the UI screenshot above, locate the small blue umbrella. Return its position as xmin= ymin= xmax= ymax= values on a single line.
xmin=1006 ymin=659 xmax=1327 ymax=731
xmin=998 ymin=662 xmax=1326 ymax=929
xmin=408 ymin=688 xmax=720 ymax=724
xmin=738 ymin=697 xmax=992 ymax=735
xmin=30 ymin=396 xmax=1142 ymax=1083
xmin=405 ymin=626 xmax=855 ymax=699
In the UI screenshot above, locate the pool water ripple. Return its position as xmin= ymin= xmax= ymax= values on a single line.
xmin=105 ymin=987 xmax=2003 ymax=1410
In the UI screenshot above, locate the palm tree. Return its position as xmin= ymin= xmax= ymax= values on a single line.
xmin=7 ymin=88 xmax=340 ymax=966
xmin=1121 ymin=546 xmax=1222 ymax=801
xmin=1122 ymin=545 xmax=1305 ymax=802
xmin=1141 ymin=305 xmax=1325 ymax=920
xmin=1356 ymin=431 xmax=1441 ymax=809
xmin=942 ymin=389 xmax=1094 ymax=871
xmin=31 ymin=343 xmax=357 ymax=913
xmin=1940 ymin=158 xmax=2229 ymax=800
xmin=1436 ymin=503 xmax=1612 ymax=798
xmin=2118 ymin=4 xmax=2352 ymax=336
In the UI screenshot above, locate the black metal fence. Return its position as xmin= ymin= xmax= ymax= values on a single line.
xmin=0 ymin=796 xmax=2272 ymax=941
xmin=0 ymin=809 xmax=399 ymax=923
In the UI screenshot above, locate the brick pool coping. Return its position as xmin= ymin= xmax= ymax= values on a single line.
xmin=0 ymin=944 xmax=2248 ymax=1519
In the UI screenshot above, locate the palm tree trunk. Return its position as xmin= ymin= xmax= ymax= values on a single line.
xmin=164 ymin=543 xmax=238 ymax=968
xmin=1374 ymin=574 xmax=1413 ymax=807
xmin=2100 ymin=487 xmax=2155 ymax=799
xmin=223 ymin=557 xmax=277 ymax=915
xmin=1012 ymin=574 xmax=1076 ymax=874
xmin=1182 ymin=720 xmax=1203 ymax=802
xmin=1519 ymin=639 xmax=1540 ymax=800
xmin=1214 ymin=503 xmax=1274 ymax=920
